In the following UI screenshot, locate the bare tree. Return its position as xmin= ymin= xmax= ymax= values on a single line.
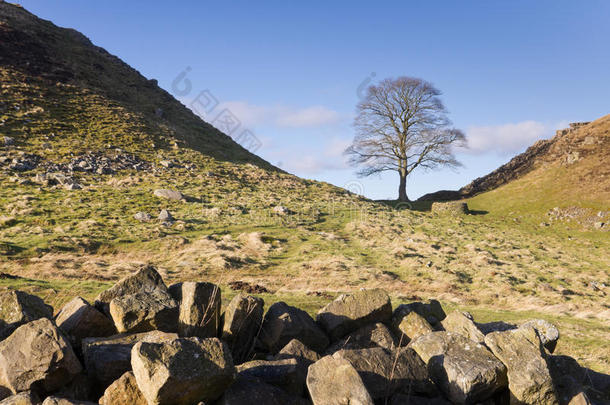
xmin=345 ymin=77 xmax=466 ymax=202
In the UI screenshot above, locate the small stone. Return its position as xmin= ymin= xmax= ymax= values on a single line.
xmin=133 ymin=212 xmax=152 ymax=222
xmin=158 ymin=209 xmax=173 ymax=222
xmin=153 ymin=189 xmax=184 ymax=201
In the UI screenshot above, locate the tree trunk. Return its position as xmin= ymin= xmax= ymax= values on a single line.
xmin=398 ymin=170 xmax=409 ymax=202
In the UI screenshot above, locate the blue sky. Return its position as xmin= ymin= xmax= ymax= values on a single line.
xmin=19 ymin=1 xmax=610 ymax=199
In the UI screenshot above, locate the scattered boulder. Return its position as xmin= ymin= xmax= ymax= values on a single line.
xmin=316 ymin=289 xmax=392 ymax=341
xmin=55 ymin=297 xmax=116 ymax=349
xmin=109 ymin=288 xmax=178 ymax=333
xmin=0 ymin=318 xmax=82 ymax=394
xmin=272 ymin=206 xmax=291 ymax=215
xmin=158 ymin=209 xmax=173 ymax=222
xmin=307 ymin=355 xmax=374 ymax=405
xmin=99 ymin=371 xmax=146 ymax=405
xmin=520 ymin=319 xmax=560 ymax=353
xmin=131 ymin=337 xmax=235 ymax=405
xmin=431 ymin=201 xmax=469 ymax=215
xmin=410 ymin=331 xmax=508 ymax=404
xmin=0 ymin=288 xmax=53 ymax=338
xmin=82 ymin=330 xmax=177 ymax=387
xmin=396 ymin=311 xmax=434 ymax=344
xmin=236 ymin=358 xmax=303 ymax=396
xmin=153 ymin=189 xmax=184 ymax=201
xmin=133 ymin=212 xmax=152 ymax=222
xmin=325 ymin=322 xmax=396 ymax=354
xmin=441 ymin=311 xmax=485 ymax=343
xmin=174 ymin=282 xmax=221 ymax=338
xmin=392 ymin=300 xmax=446 ymax=329
xmin=261 ymin=302 xmax=329 ymax=353
xmin=333 ymin=346 xmax=436 ymax=399
xmin=221 ymin=293 xmax=264 ymax=364
xmin=485 ymin=327 xmax=558 ymax=404
xmin=2 ymin=137 xmax=14 ymax=147
xmin=217 ymin=376 xmax=309 ymax=405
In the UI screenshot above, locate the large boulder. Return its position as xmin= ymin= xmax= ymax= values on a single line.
xmin=109 ymin=289 xmax=178 ymax=334
xmin=306 ymin=355 xmax=374 ymax=405
xmin=520 ymin=319 xmax=560 ymax=353
xmin=0 ymin=391 xmax=39 ymax=405
xmin=153 ymin=189 xmax=184 ymax=201
xmin=0 ymin=318 xmax=82 ymax=394
xmin=260 ymin=302 xmax=329 ymax=353
xmin=55 ymin=297 xmax=116 ymax=349
xmin=236 ymin=358 xmax=303 ymax=396
xmin=485 ymin=327 xmax=559 ymax=405
xmin=217 ymin=376 xmax=310 ymax=405
xmin=221 ymin=293 xmax=264 ymax=363
xmin=396 ymin=311 xmax=434 ymax=344
xmin=333 ymin=347 xmax=436 ymax=399
xmin=94 ymin=264 xmax=169 ymax=315
xmin=316 ymin=289 xmax=392 ymax=341
xmin=173 ymin=282 xmax=221 ymax=338
xmin=410 ymin=331 xmax=507 ymax=404
xmin=131 ymin=337 xmax=235 ymax=405
xmin=441 ymin=311 xmax=485 ymax=343
xmin=99 ymin=371 xmax=147 ymax=405
xmin=0 ymin=289 xmax=53 ymax=339
xmin=82 ymin=330 xmax=177 ymax=387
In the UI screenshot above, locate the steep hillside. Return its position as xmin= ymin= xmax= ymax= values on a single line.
xmin=0 ymin=2 xmax=609 ymax=373
xmin=420 ymin=118 xmax=610 ymax=213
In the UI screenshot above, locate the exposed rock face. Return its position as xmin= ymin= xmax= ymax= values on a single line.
xmin=520 ymin=319 xmax=560 ymax=353
xmin=95 ymin=265 xmax=169 ymax=315
xmin=0 ymin=318 xmax=82 ymax=394
xmin=55 ymin=297 xmax=116 ymax=348
xmin=236 ymin=358 xmax=303 ymax=396
xmin=174 ymin=281 xmax=221 ymax=338
xmin=392 ymin=300 xmax=446 ymax=329
xmin=217 ymin=376 xmax=310 ymax=405
xmin=333 ymin=347 xmax=436 ymax=399
xmin=261 ymin=302 xmax=329 ymax=353
xmin=325 ymin=322 xmax=396 ymax=354
xmin=441 ymin=311 xmax=485 ymax=343
xmin=153 ymin=189 xmax=184 ymax=201
xmin=0 ymin=288 xmax=53 ymax=338
xmin=485 ymin=327 xmax=558 ymax=405
xmin=396 ymin=311 xmax=434 ymax=344
xmin=131 ymin=337 xmax=235 ymax=405
xmin=82 ymin=330 xmax=177 ymax=387
xmin=307 ymin=355 xmax=374 ymax=405
xmin=431 ymin=201 xmax=469 ymax=215
xmin=109 ymin=289 xmax=178 ymax=333
xmin=410 ymin=331 xmax=508 ymax=404
xmin=221 ymin=293 xmax=264 ymax=363
xmin=316 ymin=289 xmax=392 ymax=341
xmin=98 ymin=371 xmax=147 ymax=405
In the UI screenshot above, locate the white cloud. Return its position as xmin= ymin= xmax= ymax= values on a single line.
xmin=266 ymin=137 xmax=352 ymax=174
xmin=275 ymin=106 xmax=340 ymax=128
xmin=461 ymin=121 xmax=565 ymax=155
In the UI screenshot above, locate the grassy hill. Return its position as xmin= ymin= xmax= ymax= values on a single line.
xmin=0 ymin=2 xmax=609 ymax=373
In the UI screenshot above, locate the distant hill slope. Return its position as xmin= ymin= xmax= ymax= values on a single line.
xmin=0 ymin=2 xmax=270 ymax=166
xmin=419 ymin=116 xmax=610 ymax=209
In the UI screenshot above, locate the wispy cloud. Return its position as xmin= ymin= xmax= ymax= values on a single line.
xmin=460 ymin=120 xmax=567 ymax=155
xmin=268 ymin=138 xmax=352 ymax=174
xmin=212 ymin=101 xmax=340 ymax=129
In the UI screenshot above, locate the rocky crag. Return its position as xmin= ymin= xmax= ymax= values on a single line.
xmin=0 ymin=265 xmax=608 ymax=405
